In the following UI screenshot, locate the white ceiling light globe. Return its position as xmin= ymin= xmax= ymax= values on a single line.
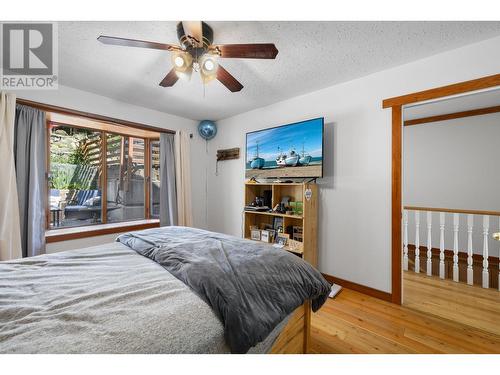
xmin=204 ymin=59 xmax=215 ymax=71
xmin=174 ymin=56 xmax=185 ymax=67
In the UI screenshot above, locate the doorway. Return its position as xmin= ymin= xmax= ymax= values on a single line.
xmin=383 ymin=73 xmax=500 ymax=305
xmin=401 ymin=88 xmax=500 ymax=334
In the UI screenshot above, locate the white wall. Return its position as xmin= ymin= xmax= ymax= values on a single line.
xmin=404 ymin=113 xmax=500 ymax=255
xmin=207 ymin=35 xmax=500 ymax=293
xmin=17 ymin=85 xmax=208 ymax=252
xmin=404 ymin=114 xmax=500 ymax=212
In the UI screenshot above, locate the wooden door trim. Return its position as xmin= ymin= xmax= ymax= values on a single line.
xmin=384 ymin=73 xmax=500 ymax=305
xmin=391 ymin=105 xmax=403 ymax=304
xmin=404 ymin=104 xmax=500 ymax=126
xmin=383 ymin=73 xmax=500 ymax=108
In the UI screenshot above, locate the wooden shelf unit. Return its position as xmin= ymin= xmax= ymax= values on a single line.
xmin=243 ymin=182 xmax=318 ymax=267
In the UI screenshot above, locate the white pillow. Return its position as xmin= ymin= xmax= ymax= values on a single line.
xmin=83 ymin=196 xmax=101 ymax=207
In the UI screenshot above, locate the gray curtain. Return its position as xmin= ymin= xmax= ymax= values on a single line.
xmin=14 ymin=104 xmax=46 ymax=258
xmin=159 ymin=132 xmax=177 ymax=226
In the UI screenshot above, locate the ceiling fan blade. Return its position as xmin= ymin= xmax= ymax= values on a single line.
xmin=97 ymin=35 xmax=181 ymax=51
xmin=159 ymin=68 xmax=179 ymax=87
xmin=211 ymin=44 xmax=278 ymax=59
xmin=216 ymin=65 xmax=243 ymax=92
xmin=182 ymin=21 xmax=203 ymax=47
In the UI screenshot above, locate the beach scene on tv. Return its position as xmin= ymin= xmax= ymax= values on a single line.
xmin=245 ymin=118 xmax=323 ymax=179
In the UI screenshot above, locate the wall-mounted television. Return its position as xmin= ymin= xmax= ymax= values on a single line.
xmin=245 ymin=117 xmax=324 ymax=179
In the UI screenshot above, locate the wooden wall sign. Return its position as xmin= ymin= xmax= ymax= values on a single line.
xmin=217 ymin=147 xmax=240 ymax=161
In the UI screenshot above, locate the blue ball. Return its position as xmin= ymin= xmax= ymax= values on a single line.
xmin=198 ymin=120 xmax=217 ymax=140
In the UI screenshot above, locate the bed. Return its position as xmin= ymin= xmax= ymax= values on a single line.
xmin=0 ymin=226 xmax=330 ymax=354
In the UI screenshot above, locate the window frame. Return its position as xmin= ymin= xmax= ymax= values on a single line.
xmin=46 ymin=120 xmax=162 ymax=233
xmin=149 ymin=139 xmax=161 ymax=219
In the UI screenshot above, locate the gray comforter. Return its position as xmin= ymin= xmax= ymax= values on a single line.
xmin=116 ymin=226 xmax=331 ymax=353
xmin=0 ymin=242 xmax=286 ymax=353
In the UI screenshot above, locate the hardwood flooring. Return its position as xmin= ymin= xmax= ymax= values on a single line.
xmin=403 ymin=271 xmax=500 ymax=337
xmin=310 ymin=280 xmax=500 ymax=353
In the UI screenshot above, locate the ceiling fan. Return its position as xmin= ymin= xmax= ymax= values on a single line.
xmin=97 ymin=21 xmax=279 ymax=92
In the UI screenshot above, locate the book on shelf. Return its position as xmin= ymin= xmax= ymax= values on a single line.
xmin=244 ymin=206 xmax=270 ymax=212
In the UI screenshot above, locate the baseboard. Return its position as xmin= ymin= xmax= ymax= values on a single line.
xmin=407 ymin=244 xmax=499 ymax=289
xmin=407 ymin=244 xmax=499 ymax=264
xmin=322 ymin=273 xmax=393 ymax=303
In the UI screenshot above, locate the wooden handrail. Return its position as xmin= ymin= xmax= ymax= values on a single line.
xmin=404 ymin=206 xmax=500 ymax=216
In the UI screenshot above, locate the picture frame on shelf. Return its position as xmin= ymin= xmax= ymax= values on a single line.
xmin=292 ymin=226 xmax=303 ymax=242
xmin=288 ymin=239 xmax=304 ymax=253
xmin=276 ymin=233 xmax=289 ymax=246
xmin=250 ymin=229 xmax=261 ymax=241
xmin=261 ymin=230 xmax=270 ymax=243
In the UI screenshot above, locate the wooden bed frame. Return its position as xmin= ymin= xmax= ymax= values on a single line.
xmin=270 ymin=300 xmax=311 ymax=354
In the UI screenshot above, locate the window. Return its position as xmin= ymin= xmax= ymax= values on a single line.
xmin=106 ymin=134 xmax=145 ymax=223
xmin=49 ymin=126 xmax=103 ymax=228
xmin=48 ymin=122 xmax=160 ymax=229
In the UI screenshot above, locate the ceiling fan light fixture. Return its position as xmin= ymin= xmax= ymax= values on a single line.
xmin=200 ymin=54 xmax=218 ymax=83
xmin=98 ymin=21 xmax=278 ymax=92
xmin=171 ymin=51 xmax=193 ymax=80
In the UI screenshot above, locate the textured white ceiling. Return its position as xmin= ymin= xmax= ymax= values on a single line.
xmin=58 ymin=21 xmax=500 ymax=121
xmin=404 ymin=88 xmax=500 ymax=120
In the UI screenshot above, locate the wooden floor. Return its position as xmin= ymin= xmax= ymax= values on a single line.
xmin=310 ymin=282 xmax=500 ymax=353
xmin=403 ymin=271 xmax=500 ymax=337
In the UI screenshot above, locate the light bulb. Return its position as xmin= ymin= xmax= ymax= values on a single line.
xmin=199 ymin=54 xmax=218 ymax=83
xmin=204 ymin=59 xmax=215 ymax=71
xmin=174 ymin=56 xmax=185 ymax=67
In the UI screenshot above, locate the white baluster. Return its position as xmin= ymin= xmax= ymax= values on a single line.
xmin=452 ymin=213 xmax=459 ymax=282
xmin=439 ymin=212 xmax=445 ymax=279
xmin=403 ymin=210 xmax=409 ymax=271
xmin=467 ymin=214 xmax=474 ymax=285
xmin=427 ymin=212 xmax=432 ymax=276
xmin=482 ymin=215 xmax=489 ymax=289
xmin=415 ymin=211 xmax=420 ymax=273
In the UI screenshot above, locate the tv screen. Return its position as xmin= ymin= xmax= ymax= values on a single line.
xmin=245 ymin=117 xmax=324 ymax=179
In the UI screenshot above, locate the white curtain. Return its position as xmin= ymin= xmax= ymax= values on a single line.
xmin=174 ymin=131 xmax=193 ymax=227
xmin=0 ymin=92 xmax=22 ymax=260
